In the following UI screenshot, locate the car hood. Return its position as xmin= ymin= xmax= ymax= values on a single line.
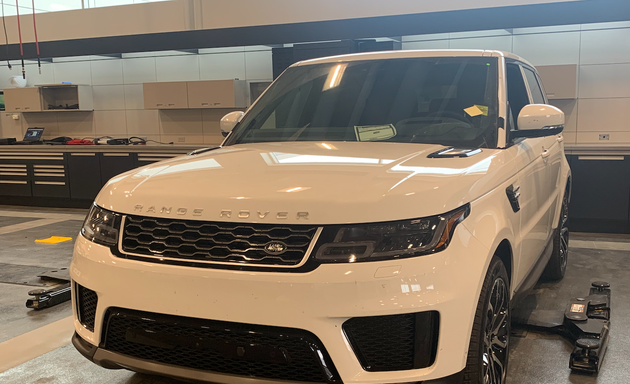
xmin=96 ymin=142 xmax=511 ymax=224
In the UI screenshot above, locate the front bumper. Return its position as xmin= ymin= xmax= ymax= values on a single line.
xmin=70 ymin=224 xmax=491 ymax=384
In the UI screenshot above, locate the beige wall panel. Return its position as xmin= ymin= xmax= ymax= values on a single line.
xmin=91 ymin=59 xmax=124 ymax=86
xmin=94 ymin=110 xmax=128 ymax=136
xmin=156 ymin=55 xmax=200 ymax=82
xmin=401 ymin=40 xmax=449 ymax=50
xmin=22 ymin=113 xmax=59 ymax=138
xmin=580 ymin=28 xmax=630 ymax=65
xmin=549 ymin=99 xmax=577 ymax=132
xmin=245 ymin=51 xmax=273 ymax=81
xmin=125 ymin=110 xmax=159 ymax=135
xmin=512 ymin=32 xmax=580 ymax=65
xmin=159 ymin=110 xmax=203 ymax=135
xmin=53 ymin=61 xmax=92 ymax=85
xmin=92 ymin=85 xmax=126 ymax=111
xmin=562 ymin=131 xmax=576 ymax=144
xmin=199 ymin=53 xmax=246 ymax=81
xmin=123 ymin=84 xmax=144 ymax=110
xmin=122 ymin=58 xmax=157 ymax=84
xmin=0 ymin=112 xmax=24 ymax=139
xmin=578 ymin=63 xmax=630 ymax=99
xmin=25 ymin=64 xmax=55 ymax=87
xmin=448 ymin=36 xmax=513 ymax=52
xmin=56 ymin=112 xmax=95 ymax=137
xmin=160 ymin=134 xmax=205 ymax=144
xmin=576 ymin=98 xmax=630 ymax=132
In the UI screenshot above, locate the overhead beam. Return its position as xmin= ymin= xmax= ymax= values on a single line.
xmin=0 ymin=0 xmax=628 ymax=61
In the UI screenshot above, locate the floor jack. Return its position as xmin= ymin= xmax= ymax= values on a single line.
xmin=25 ymin=268 xmax=72 ymax=310
xmin=512 ymin=281 xmax=611 ymax=374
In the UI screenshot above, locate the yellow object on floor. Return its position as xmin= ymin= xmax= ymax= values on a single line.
xmin=35 ymin=236 xmax=73 ymax=244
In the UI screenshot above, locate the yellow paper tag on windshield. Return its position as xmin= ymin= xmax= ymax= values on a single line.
xmin=464 ymin=105 xmax=483 ymax=117
xmin=475 ymin=105 xmax=489 ymax=116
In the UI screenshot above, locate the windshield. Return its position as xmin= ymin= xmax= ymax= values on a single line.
xmin=226 ymin=57 xmax=499 ymax=148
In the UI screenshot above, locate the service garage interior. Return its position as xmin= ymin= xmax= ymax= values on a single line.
xmin=0 ymin=0 xmax=629 ymax=383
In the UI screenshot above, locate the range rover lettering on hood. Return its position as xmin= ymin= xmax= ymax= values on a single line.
xmin=133 ymin=205 xmax=309 ymax=220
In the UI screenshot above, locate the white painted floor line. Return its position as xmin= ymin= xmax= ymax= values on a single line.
xmin=0 ymin=218 xmax=68 ymax=236
xmin=0 ymin=210 xmax=86 ymax=222
xmin=0 ymin=316 xmax=74 ymax=373
xmin=570 ymin=239 xmax=630 ymax=252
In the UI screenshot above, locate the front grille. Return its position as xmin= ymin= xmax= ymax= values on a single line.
xmin=102 ymin=308 xmax=341 ymax=383
xmin=343 ymin=311 xmax=439 ymax=372
xmin=120 ymin=215 xmax=318 ymax=267
xmin=76 ymin=284 xmax=98 ymax=332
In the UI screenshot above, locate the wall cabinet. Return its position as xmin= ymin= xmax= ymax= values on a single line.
xmin=537 ymin=65 xmax=578 ymax=100
xmin=39 ymin=84 xmax=93 ymax=111
xmin=3 ymin=88 xmax=43 ymax=112
xmin=144 ymin=80 xmax=247 ymax=109
xmin=143 ymin=82 xmax=189 ymax=109
xmin=187 ymin=80 xmax=247 ymax=108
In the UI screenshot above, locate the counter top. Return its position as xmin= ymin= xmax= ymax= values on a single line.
xmin=1 ymin=143 xmax=630 ymax=155
xmin=0 ymin=144 xmax=203 ymax=153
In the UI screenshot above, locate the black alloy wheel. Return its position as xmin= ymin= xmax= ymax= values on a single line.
xmin=463 ymin=257 xmax=510 ymax=384
xmin=543 ymin=188 xmax=570 ymax=280
xmin=482 ymin=278 xmax=509 ymax=384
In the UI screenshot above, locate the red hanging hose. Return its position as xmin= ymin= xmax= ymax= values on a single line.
xmin=15 ymin=0 xmax=25 ymax=78
xmin=31 ymin=0 xmax=41 ymax=73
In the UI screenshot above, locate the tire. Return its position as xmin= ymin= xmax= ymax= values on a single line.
xmin=542 ymin=188 xmax=569 ymax=281
xmin=463 ymin=257 xmax=510 ymax=384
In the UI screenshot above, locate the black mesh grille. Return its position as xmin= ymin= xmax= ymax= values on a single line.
xmin=343 ymin=311 xmax=439 ymax=372
xmin=76 ymin=284 xmax=98 ymax=332
xmin=121 ymin=215 xmax=318 ymax=267
xmin=102 ymin=308 xmax=341 ymax=383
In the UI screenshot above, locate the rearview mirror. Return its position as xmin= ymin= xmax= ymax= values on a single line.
xmin=220 ymin=111 xmax=245 ymax=137
xmin=512 ymin=104 xmax=564 ymax=139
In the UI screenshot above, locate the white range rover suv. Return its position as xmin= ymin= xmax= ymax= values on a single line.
xmin=71 ymin=50 xmax=571 ymax=384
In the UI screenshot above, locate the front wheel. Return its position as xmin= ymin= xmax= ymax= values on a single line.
xmin=463 ymin=257 xmax=510 ymax=384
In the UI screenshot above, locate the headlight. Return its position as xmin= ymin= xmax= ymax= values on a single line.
xmin=314 ymin=204 xmax=470 ymax=263
xmin=81 ymin=205 xmax=122 ymax=247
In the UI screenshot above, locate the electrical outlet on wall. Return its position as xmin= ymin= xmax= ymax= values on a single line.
xmin=599 ymin=134 xmax=610 ymax=141
xmin=178 ymin=137 xmax=186 ymax=143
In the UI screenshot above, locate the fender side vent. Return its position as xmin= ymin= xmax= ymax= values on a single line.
xmin=506 ymin=185 xmax=521 ymax=213
xmin=427 ymin=147 xmax=482 ymax=158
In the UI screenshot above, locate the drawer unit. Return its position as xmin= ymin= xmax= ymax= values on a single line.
xmin=0 ymin=160 xmax=30 ymax=196
xmin=31 ymin=153 xmax=69 ymax=198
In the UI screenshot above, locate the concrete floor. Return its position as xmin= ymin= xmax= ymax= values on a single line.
xmin=0 ymin=206 xmax=628 ymax=384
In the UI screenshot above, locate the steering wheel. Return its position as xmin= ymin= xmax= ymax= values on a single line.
xmin=426 ymin=110 xmax=473 ymax=124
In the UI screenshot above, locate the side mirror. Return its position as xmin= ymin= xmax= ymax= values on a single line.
xmin=512 ymin=104 xmax=564 ymax=139
xmin=220 ymin=111 xmax=245 ymax=137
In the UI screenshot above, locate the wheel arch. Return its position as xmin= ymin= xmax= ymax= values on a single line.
xmin=494 ymin=239 xmax=513 ymax=286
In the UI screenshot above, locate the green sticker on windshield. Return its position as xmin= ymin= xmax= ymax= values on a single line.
xmin=354 ymin=124 xmax=397 ymax=142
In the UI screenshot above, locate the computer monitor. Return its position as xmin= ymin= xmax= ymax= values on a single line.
xmin=23 ymin=127 xmax=44 ymax=142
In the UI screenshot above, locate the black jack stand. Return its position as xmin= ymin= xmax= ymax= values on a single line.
xmin=512 ymin=281 xmax=611 ymax=374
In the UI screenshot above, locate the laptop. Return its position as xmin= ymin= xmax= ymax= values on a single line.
xmin=14 ymin=127 xmax=45 ymax=145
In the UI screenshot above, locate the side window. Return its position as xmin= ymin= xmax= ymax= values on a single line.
xmin=506 ymin=63 xmax=530 ymax=129
xmin=523 ymin=68 xmax=545 ymax=104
